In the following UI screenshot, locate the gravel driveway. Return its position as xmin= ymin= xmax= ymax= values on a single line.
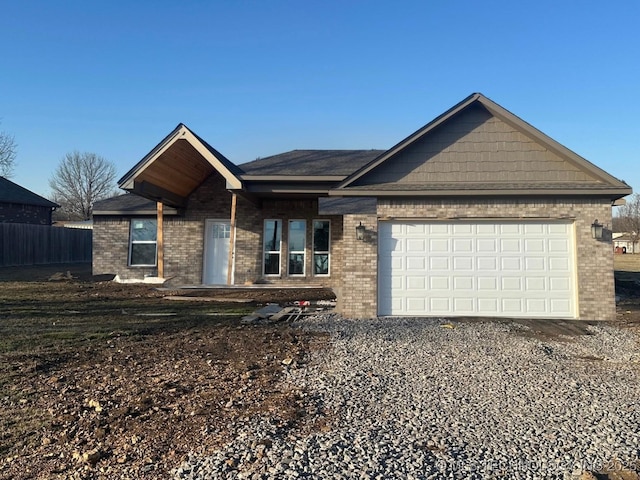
xmin=174 ymin=316 xmax=640 ymax=480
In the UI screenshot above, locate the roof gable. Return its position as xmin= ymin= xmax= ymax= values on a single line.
xmin=118 ymin=124 xmax=242 ymax=207
xmin=0 ymin=177 xmax=59 ymax=208
xmin=334 ymin=93 xmax=631 ymax=199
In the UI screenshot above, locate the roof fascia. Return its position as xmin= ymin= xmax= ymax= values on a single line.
xmin=240 ymin=175 xmax=346 ymax=182
xmin=119 ymin=124 xmax=243 ymax=191
xmin=93 ymin=208 xmax=179 ymax=216
xmin=328 ymin=187 xmax=632 ymax=198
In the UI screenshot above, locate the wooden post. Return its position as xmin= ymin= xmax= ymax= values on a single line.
xmin=157 ymin=201 xmax=164 ymax=278
xmin=227 ymin=193 xmax=237 ymax=285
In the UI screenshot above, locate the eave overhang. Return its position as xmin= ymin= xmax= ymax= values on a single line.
xmin=118 ymin=124 xmax=243 ymax=208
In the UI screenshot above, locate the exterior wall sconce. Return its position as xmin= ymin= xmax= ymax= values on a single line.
xmin=591 ymin=219 xmax=603 ymax=240
xmin=355 ymin=222 xmax=366 ymax=241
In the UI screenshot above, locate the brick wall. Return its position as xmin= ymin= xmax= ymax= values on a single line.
xmin=0 ymin=203 xmax=52 ymax=225
xmin=337 ymin=214 xmax=378 ymax=318
xmin=234 ymin=198 xmax=342 ymax=287
xmin=93 ymin=175 xmax=343 ymax=287
xmin=338 ymin=197 xmax=615 ymax=321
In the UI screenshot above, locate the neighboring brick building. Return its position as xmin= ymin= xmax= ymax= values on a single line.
xmin=92 ymin=93 xmax=631 ymax=320
xmin=0 ymin=177 xmax=59 ymax=225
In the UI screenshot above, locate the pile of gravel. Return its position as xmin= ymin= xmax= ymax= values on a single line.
xmin=173 ymin=316 xmax=640 ymax=479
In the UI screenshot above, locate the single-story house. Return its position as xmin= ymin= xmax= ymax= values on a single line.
xmin=613 ymin=233 xmax=638 ymax=254
xmin=93 ymin=93 xmax=631 ymax=320
xmin=0 ymin=176 xmax=59 ymax=225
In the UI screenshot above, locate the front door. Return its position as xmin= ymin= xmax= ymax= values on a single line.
xmin=203 ymin=220 xmax=231 ymax=285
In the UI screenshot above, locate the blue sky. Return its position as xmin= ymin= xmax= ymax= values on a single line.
xmin=1 ymin=1 xmax=638 ymax=199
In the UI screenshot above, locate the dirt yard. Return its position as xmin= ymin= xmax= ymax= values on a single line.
xmin=0 ymin=260 xmax=639 ymax=479
xmin=0 ymin=264 xmax=333 ymax=479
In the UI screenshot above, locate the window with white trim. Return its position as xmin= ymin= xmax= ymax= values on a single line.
xmin=129 ymin=219 xmax=157 ymax=266
xmin=288 ymin=220 xmax=306 ymax=275
xmin=313 ymin=220 xmax=330 ymax=275
xmin=263 ymin=219 xmax=282 ymax=275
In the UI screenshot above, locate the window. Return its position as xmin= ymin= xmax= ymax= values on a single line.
xmin=313 ymin=220 xmax=330 ymax=275
xmin=263 ymin=219 xmax=282 ymax=275
xmin=288 ymin=220 xmax=306 ymax=275
xmin=129 ymin=219 xmax=157 ymax=266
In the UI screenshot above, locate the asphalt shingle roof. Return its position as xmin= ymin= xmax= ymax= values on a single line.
xmin=93 ymin=193 xmax=157 ymax=213
xmin=239 ymin=150 xmax=384 ymax=176
xmin=0 ymin=177 xmax=58 ymax=207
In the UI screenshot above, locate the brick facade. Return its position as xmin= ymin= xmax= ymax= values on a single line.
xmin=94 ymin=174 xmax=616 ymax=320
xmin=337 ymin=197 xmax=615 ymax=320
xmin=94 ymin=174 xmax=343 ymax=287
xmin=0 ymin=202 xmax=53 ymax=225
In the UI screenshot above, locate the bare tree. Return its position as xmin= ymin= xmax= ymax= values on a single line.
xmin=0 ymin=124 xmax=17 ymax=178
xmin=49 ymin=151 xmax=118 ymax=220
xmin=616 ymin=193 xmax=640 ymax=254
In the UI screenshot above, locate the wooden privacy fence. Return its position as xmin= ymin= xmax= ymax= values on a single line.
xmin=0 ymin=223 xmax=92 ymax=267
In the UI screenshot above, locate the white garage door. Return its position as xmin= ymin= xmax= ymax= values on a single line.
xmin=378 ymin=221 xmax=576 ymax=318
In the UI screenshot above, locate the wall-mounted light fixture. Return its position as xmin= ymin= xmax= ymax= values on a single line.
xmin=591 ymin=219 xmax=603 ymax=240
xmin=355 ymin=222 xmax=366 ymax=241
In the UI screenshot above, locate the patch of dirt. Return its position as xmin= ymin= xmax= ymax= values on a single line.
xmin=0 ymin=265 xmax=333 ymax=479
xmin=1 ymin=324 xmax=328 ymax=479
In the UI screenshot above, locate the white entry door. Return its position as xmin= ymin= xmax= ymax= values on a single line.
xmin=378 ymin=220 xmax=576 ymax=318
xmin=203 ymin=220 xmax=231 ymax=285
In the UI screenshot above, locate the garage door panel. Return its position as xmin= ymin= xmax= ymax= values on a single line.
xmin=526 ymin=277 xmax=546 ymax=291
xmin=430 ymin=297 xmax=450 ymax=312
xmin=407 ymin=238 xmax=426 ymax=252
xmin=429 ymin=223 xmax=449 ymax=234
xmin=454 ymin=298 xmax=475 ymax=312
xmin=524 ymin=238 xmax=545 ymax=252
xmin=550 ymin=299 xmax=571 ymax=314
xmin=549 ymin=277 xmax=570 ymax=291
xmin=477 ymin=257 xmax=497 ymax=270
xmin=525 ymin=257 xmax=545 ymax=270
xmin=548 ymin=223 xmax=570 ymax=235
xmin=502 ymin=298 xmax=523 ymax=313
xmin=406 ymin=257 xmax=425 ymax=269
xmin=501 ymin=239 xmax=521 ymax=252
xmin=477 ymin=224 xmax=498 ymax=235
xmin=501 ymin=277 xmax=522 ymax=290
xmin=501 ymin=257 xmax=521 ymax=270
xmin=453 ymin=223 xmax=473 ymax=234
xmin=524 ymin=223 xmax=545 ymax=234
xmin=454 ymin=276 xmax=473 ymax=290
xmin=378 ymin=220 xmax=576 ymax=318
xmin=477 ymin=238 xmax=497 ymax=252
xmin=549 ymin=257 xmax=570 ymax=271
xmin=430 ymin=257 xmax=449 ymax=270
xmin=430 ymin=239 xmax=449 ymax=252
xmin=407 ymin=276 xmax=426 ymax=289
xmin=548 ymin=239 xmax=570 ymax=252
xmin=478 ymin=298 xmax=499 ymax=312
xmin=503 ymin=223 xmax=521 ymax=234
xmin=430 ymin=276 xmax=450 ymax=289
xmin=453 ymin=238 xmax=473 ymax=252
xmin=454 ymin=257 xmax=473 ymax=270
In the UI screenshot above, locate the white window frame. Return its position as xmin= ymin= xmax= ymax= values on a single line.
xmin=288 ymin=219 xmax=306 ymax=276
xmin=128 ymin=218 xmax=157 ymax=267
xmin=263 ymin=219 xmax=282 ymax=276
xmin=313 ymin=219 xmax=330 ymax=276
